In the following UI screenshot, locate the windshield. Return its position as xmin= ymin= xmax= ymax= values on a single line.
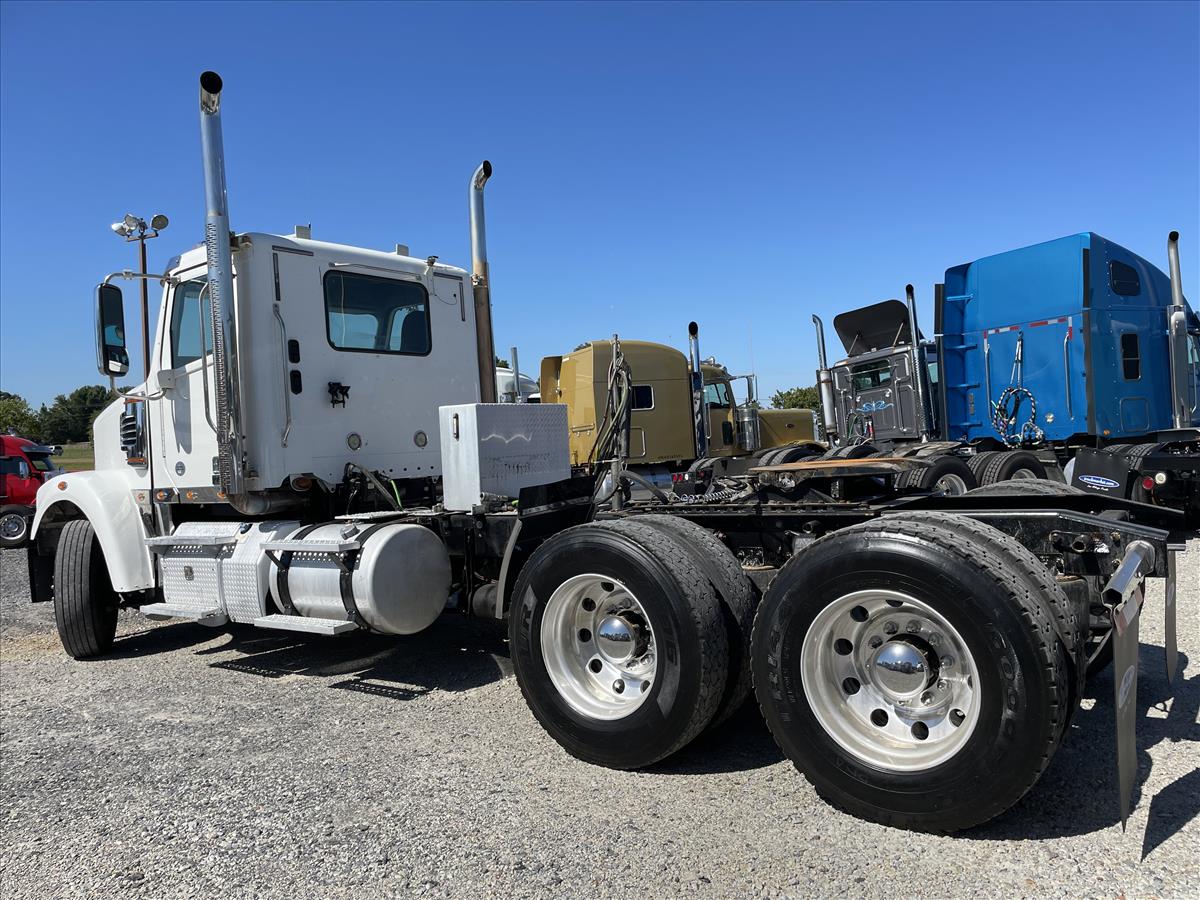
xmin=25 ymin=453 xmax=52 ymax=472
xmin=851 ymin=358 xmax=892 ymax=391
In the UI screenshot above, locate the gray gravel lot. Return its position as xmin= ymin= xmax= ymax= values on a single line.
xmin=1 ymin=543 xmax=1198 ymax=899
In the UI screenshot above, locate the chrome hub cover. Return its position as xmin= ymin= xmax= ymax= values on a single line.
xmin=872 ymin=640 xmax=930 ymax=699
xmin=596 ymin=615 xmax=640 ymax=663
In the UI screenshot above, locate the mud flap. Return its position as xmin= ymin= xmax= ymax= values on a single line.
xmin=1103 ymin=539 xmax=1157 ymax=832
xmin=1165 ymin=549 xmax=1178 ymax=684
xmin=1111 ymin=586 xmax=1141 ymax=831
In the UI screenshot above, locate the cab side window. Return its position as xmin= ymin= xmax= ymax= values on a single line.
xmin=703 ymin=382 xmax=732 ymax=409
xmin=1120 ymin=332 xmax=1140 ymax=380
xmin=1110 ymin=261 xmax=1141 ymax=297
xmin=631 ymin=385 xmax=654 ymax=410
xmin=170 ymin=279 xmax=213 ymax=368
xmin=325 ymin=271 xmax=430 ymax=355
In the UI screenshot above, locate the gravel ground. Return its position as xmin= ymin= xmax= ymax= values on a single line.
xmin=1 ymin=542 xmax=1197 ymax=899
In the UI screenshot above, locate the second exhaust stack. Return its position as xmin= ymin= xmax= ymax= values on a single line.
xmin=470 ymin=161 xmax=498 ymax=404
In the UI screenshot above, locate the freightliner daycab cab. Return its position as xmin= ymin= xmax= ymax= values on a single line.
xmin=33 ymin=233 xmax=481 ymax=596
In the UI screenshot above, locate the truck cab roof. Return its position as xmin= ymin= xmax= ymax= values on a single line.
xmin=943 ymin=232 xmax=1188 ymax=332
xmin=170 ymin=232 xmax=471 ymax=282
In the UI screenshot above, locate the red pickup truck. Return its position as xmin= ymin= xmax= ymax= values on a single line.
xmin=0 ymin=435 xmax=62 ymax=548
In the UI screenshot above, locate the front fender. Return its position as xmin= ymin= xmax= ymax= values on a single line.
xmin=31 ymin=471 xmax=153 ymax=593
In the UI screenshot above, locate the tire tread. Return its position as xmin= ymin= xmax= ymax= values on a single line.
xmin=753 ymin=515 xmax=1069 ymax=832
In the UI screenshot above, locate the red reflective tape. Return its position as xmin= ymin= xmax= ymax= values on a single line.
xmin=1030 ymin=316 xmax=1070 ymax=328
xmin=985 ymin=324 xmax=1020 ymax=336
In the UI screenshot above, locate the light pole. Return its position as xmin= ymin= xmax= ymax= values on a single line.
xmin=111 ymin=213 xmax=169 ymax=379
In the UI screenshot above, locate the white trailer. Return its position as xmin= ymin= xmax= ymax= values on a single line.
xmin=25 ymin=73 xmax=1187 ymax=833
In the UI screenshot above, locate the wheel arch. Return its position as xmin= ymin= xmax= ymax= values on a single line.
xmin=31 ymin=472 xmax=153 ymax=593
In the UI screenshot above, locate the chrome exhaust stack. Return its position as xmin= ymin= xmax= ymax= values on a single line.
xmin=198 ymin=71 xmax=245 ymax=499
xmin=470 ymin=161 xmax=498 ymax=403
xmin=688 ymin=321 xmax=709 ymax=458
xmin=812 ymin=315 xmax=839 ymax=443
xmin=905 ymin=284 xmax=931 ymax=441
xmin=1166 ymin=231 xmax=1190 ymax=429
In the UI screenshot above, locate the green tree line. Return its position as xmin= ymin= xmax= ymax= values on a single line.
xmin=0 ymin=386 xmax=120 ymax=444
xmin=770 ymin=384 xmax=821 ymax=418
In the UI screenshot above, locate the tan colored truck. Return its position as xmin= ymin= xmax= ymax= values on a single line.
xmin=540 ymin=330 xmax=818 ymax=474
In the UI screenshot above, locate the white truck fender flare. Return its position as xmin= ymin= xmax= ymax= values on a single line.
xmin=31 ymin=471 xmax=154 ymax=593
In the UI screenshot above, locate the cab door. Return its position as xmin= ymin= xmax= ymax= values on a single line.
xmin=704 ymin=380 xmax=736 ymax=456
xmin=153 ymin=274 xmax=221 ymax=494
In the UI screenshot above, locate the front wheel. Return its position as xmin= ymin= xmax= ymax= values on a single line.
xmin=0 ymin=506 xmax=31 ymax=549
xmin=53 ymin=519 xmax=119 ymax=659
xmin=752 ymin=516 xmax=1069 ymax=832
xmin=510 ymin=521 xmax=729 ymax=769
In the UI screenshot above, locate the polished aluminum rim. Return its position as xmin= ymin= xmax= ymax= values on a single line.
xmin=540 ymin=574 xmax=657 ymax=720
xmin=1010 ymin=467 xmax=1038 ymax=480
xmin=0 ymin=512 xmax=27 ymax=541
xmin=801 ymin=589 xmax=981 ymax=771
xmin=935 ymin=473 xmax=969 ymax=495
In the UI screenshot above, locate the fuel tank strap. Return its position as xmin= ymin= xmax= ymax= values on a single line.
xmin=275 ymin=524 xmax=323 ymax=616
xmin=338 ymin=523 xmax=389 ymax=630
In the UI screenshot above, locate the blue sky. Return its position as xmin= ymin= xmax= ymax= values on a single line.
xmin=1 ymin=0 xmax=1197 ymax=407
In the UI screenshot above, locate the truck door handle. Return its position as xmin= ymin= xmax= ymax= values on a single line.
xmin=197 ymin=283 xmax=217 ymax=434
xmin=1063 ymin=329 xmax=1073 ymax=418
xmin=273 ymin=305 xmax=292 ymax=447
xmin=983 ymin=339 xmax=992 ymax=405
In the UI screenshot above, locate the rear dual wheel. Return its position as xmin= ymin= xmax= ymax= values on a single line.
xmin=895 ymin=455 xmax=977 ymax=495
xmin=752 ymin=515 xmax=1071 ymax=832
xmin=510 ymin=519 xmax=737 ymax=769
xmin=969 ymin=449 xmax=1048 ymax=485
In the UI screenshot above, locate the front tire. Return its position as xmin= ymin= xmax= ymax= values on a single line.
xmin=510 ymin=521 xmax=729 ymax=769
xmin=53 ymin=519 xmax=119 ymax=659
xmin=752 ymin=516 xmax=1069 ymax=831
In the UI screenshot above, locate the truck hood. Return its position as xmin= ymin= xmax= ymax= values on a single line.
xmin=833 ymin=300 xmax=921 ymax=357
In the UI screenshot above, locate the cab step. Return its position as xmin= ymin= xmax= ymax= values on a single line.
xmin=252 ymin=614 xmax=359 ymax=636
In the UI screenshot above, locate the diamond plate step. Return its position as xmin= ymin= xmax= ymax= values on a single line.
xmin=260 ymin=538 xmax=361 ymax=554
xmin=253 ymin=614 xmax=359 ymax=635
xmin=139 ymin=602 xmax=224 ymax=621
xmin=145 ymin=534 xmax=238 ymax=552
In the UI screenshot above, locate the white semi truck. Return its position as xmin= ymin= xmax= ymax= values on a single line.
xmin=25 ymin=73 xmax=1188 ymax=833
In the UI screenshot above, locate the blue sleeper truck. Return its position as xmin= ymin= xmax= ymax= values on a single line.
xmin=812 ymin=231 xmax=1199 ymax=521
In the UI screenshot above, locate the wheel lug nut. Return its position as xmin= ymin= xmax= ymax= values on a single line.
xmin=884 ymin=622 xmax=898 ymax=635
xmin=868 ymin=636 xmax=883 ymax=649
xmin=937 ymin=679 xmax=948 ymax=690
xmin=612 ymin=679 xmax=625 ymax=694
xmin=920 ymin=691 xmax=934 ymax=705
xmin=942 ymin=656 xmax=954 ymax=667
xmin=905 ymin=620 xmax=921 ymax=634
xmin=928 ymin=633 xmax=941 ymax=645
